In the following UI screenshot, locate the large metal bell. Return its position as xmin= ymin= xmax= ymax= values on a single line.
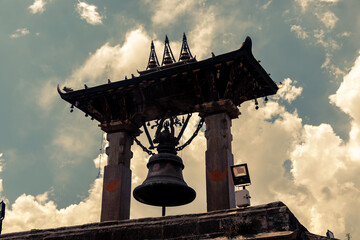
xmin=133 ymin=128 xmax=196 ymax=207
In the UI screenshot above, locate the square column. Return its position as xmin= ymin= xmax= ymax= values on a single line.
xmin=205 ymin=112 xmax=235 ymax=211
xmin=101 ymin=131 xmax=133 ymax=222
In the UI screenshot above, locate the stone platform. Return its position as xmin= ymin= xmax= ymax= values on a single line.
xmin=0 ymin=202 xmax=331 ymax=240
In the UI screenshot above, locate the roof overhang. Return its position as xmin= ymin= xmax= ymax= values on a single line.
xmin=58 ymin=37 xmax=278 ymax=132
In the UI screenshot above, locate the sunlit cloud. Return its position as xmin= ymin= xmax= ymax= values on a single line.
xmin=330 ymin=53 xmax=360 ymax=125
xmin=273 ymin=78 xmax=303 ymax=103
xmin=296 ymin=0 xmax=340 ymax=11
xmin=150 ymin=0 xmax=196 ymax=26
xmin=188 ymin=6 xmax=217 ymax=60
xmin=76 ymin=1 xmax=103 ymax=25
xmin=290 ymin=25 xmax=309 ymax=39
xmin=262 ymin=0 xmax=272 ymax=9
xmin=2 ymin=178 xmax=102 ymax=233
xmin=316 ymin=11 xmax=339 ymax=29
xmin=28 ymin=0 xmax=51 ymax=14
xmin=10 ymin=28 xmax=30 ymax=38
xmin=63 ymin=27 xmax=151 ymax=89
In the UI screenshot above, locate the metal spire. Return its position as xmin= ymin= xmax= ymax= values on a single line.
xmin=146 ymin=41 xmax=160 ymax=70
xmin=179 ymin=33 xmax=193 ymax=61
xmin=162 ymin=35 xmax=176 ymax=66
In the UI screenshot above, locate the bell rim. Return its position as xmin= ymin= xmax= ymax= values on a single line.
xmin=133 ymin=182 xmax=196 ymax=207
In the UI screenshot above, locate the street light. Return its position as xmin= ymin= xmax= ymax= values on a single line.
xmin=231 ymin=164 xmax=251 ymax=186
xmin=230 ymin=163 xmax=251 ymax=208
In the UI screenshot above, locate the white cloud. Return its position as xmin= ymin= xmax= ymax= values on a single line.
xmin=316 ymin=11 xmax=339 ymax=29
xmin=296 ymin=0 xmax=340 ymax=11
xmin=330 ymin=54 xmax=360 ymax=121
xmin=10 ymin=28 xmax=30 ymax=39
xmin=273 ymin=78 xmax=303 ymax=103
xmin=290 ymin=25 xmax=309 ymax=39
xmin=28 ymin=0 xmax=51 ymax=14
xmin=35 ymin=79 xmax=59 ymax=111
xmin=321 ymin=53 xmax=346 ymax=77
xmin=188 ymin=6 xmax=217 ymax=60
xmin=330 ymin=54 xmax=360 ymax=164
xmin=63 ymin=27 xmax=151 ymax=89
xmin=50 ymin=120 xmax=98 ymax=166
xmin=2 ymin=178 xmax=102 ymax=233
xmin=76 ymin=1 xmax=103 ymax=25
xmin=313 ymin=29 xmax=340 ymax=50
xmin=289 ymin=0 xmax=341 ymax=71
xmin=340 ymin=32 xmax=351 ymax=37
xmin=280 ymin=53 xmax=360 ymax=237
xmin=150 ymin=0 xmax=196 ymax=26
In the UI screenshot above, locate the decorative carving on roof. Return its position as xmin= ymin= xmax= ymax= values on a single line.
xmin=146 ymin=41 xmax=160 ymax=70
xmin=58 ymin=36 xmax=278 ymax=133
xmin=179 ymin=33 xmax=193 ymax=61
xmin=161 ymin=35 xmax=176 ymax=66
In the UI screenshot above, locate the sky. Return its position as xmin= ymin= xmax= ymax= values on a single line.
xmin=0 ymin=0 xmax=360 ymax=238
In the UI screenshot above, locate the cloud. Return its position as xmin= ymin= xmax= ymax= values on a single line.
xmin=262 ymin=0 xmax=272 ymax=9
xmin=313 ymin=29 xmax=340 ymax=50
xmin=62 ymin=27 xmax=151 ymax=89
xmin=290 ymin=25 xmax=309 ymax=39
xmin=273 ymin=78 xmax=303 ymax=103
xmin=35 ymin=78 xmax=60 ymax=111
xmin=321 ymin=53 xmax=346 ymax=77
xmin=316 ymin=11 xmax=339 ymax=29
xmin=50 ymin=119 xmax=99 ymax=166
xmin=10 ymin=28 xmax=30 ymax=38
xmin=28 ymin=0 xmax=51 ymax=14
xmin=2 ymin=178 xmax=102 ymax=233
xmin=288 ymin=0 xmax=342 ymax=76
xmin=35 ymin=27 xmax=155 ymax=111
xmin=296 ymin=0 xmax=340 ymax=11
xmin=330 ymin=53 xmax=360 ymax=122
xmin=76 ymin=1 xmax=103 ymax=25
xmin=150 ymin=0 xmax=196 ymax=27
xmin=188 ymin=6 xmax=217 ymax=60
xmin=280 ymin=53 xmax=360 ymax=237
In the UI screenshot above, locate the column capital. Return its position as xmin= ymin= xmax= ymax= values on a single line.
xmin=99 ymin=119 xmax=141 ymax=136
xmin=195 ymin=99 xmax=240 ymax=119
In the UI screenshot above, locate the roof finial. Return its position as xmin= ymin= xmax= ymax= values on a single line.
xmin=179 ymin=32 xmax=193 ymax=61
xmin=162 ymin=35 xmax=176 ymax=66
xmin=146 ymin=41 xmax=160 ymax=70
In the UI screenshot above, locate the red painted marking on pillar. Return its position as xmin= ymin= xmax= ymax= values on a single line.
xmin=104 ymin=178 xmax=122 ymax=192
xmin=206 ymin=168 xmax=228 ymax=182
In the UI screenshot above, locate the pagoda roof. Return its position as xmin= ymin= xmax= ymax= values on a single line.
xmin=58 ymin=37 xmax=278 ymax=132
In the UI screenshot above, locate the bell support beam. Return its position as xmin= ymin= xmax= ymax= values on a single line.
xmin=204 ymin=112 xmax=236 ymax=212
xmin=100 ymin=123 xmax=139 ymax=222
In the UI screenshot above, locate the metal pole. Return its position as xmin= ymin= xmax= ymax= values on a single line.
xmin=162 ymin=206 xmax=166 ymax=217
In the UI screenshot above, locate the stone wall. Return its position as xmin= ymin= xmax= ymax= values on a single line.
xmin=0 ymin=202 xmax=331 ymax=240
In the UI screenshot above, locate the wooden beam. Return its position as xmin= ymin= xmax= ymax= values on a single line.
xmin=204 ymin=112 xmax=235 ymax=211
xmin=101 ymin=131 xmax=134 ymax=222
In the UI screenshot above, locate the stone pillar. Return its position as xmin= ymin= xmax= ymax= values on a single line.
xmin=204 ymin=112 xmax=235 ymax=212
xmin=100 ymin=131 xmax=133 ymax=222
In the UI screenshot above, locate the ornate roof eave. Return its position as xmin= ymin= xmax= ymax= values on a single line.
xmin=58 ymin=37 xmax=278 ymax=131
xmin=59 ymin=37 xmax=264 ymax=98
